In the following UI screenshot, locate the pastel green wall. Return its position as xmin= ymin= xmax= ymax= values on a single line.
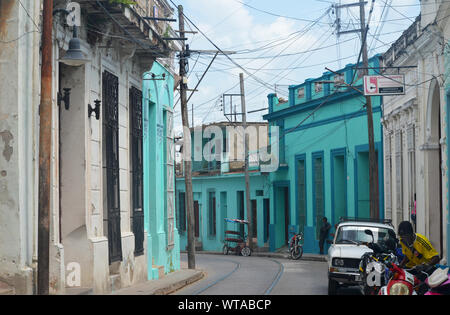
xmin=143 ymin=62 xmax=180 ymax=279
xmin=176 ymin=173 xmax=270 ymax=251
xmin=264 ymin=56 xmax=384 ymax=253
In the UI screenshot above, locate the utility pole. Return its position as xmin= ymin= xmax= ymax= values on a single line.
xmin=178 ymin=5 xmax=196 ymax=269
xmin=358 ymin=0 xmax=379 ymax=219
xmin=240 ymin=73 xmax=254 ymax=251
xmin=38 ymin=0 xmax=53 ymax=295
xmin=335 ymin=0 xmax=378 ymax=219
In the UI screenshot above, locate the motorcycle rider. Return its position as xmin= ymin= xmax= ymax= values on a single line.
xmin=398 ymin=221 xmax=440 ymax=272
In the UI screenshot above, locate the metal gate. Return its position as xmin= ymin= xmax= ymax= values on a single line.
xmin=130 ymin=86 xmax=145 ymax=256
xmin=103 ymin=71 xmax=122 ymax=264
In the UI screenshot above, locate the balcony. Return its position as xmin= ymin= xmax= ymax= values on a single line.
xmin=76 ymin=0 xmax=179 ymax=65
xmin=383 ymin=16 xmax=420 ymax=67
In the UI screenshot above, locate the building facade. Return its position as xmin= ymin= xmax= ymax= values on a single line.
xmin=264 ymin=56 xmax=384 ymax=254
xmin=439 ymin=0 xmax=450 ymax=264
xmin=176 ymin=122 xmax=272 ymax=252
xmin=143 ymin=61 xmax=180 ymax=279
xmin=0 ymin=0 xmax=178 ymax=294
xmin=0 ymin=0 xmax=41 ymax=295
xmin=381 ymin=0 xmax=450 ymax=263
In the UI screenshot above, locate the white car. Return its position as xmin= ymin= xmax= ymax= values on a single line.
xmin=326 ymin=219 xmax=396 ymax=295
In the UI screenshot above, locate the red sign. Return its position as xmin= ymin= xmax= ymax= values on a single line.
xmin=364 ymin=75 xmax=405 ymax=96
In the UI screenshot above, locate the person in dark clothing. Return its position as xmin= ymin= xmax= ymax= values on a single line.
xmin=319 ymin=217 xmax=331 ymax=254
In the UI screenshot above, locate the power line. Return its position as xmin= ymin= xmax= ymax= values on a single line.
xmin=18 ymin=0 xmax=41 ymax=32
xmin=172 ymin=1 xmax=332 ymax=120
xmin=169 ymin=0 xmax=325 ymax=95
xmin=234 ymin=0 xmax=332 ymax=24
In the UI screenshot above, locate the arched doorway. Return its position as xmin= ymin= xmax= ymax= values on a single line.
xmin=426 ymin=79 xmax=443 ymax=256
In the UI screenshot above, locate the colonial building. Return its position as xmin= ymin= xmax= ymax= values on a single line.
xmin=263 ymin=56 xmax=384 ymax=254
xmin=381 ymin=0 xmax=450 ymax=262
xmin=143 ymin=62 xmax=180 ymax=279
xmin=176 ymin=122 xmax=272 ymax=252
xmin=0 ymin=0 xmax=179 ymax=294
xmin=438 ymin=0 xmax=450 ymax=265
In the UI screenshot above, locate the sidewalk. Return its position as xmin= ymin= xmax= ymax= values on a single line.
xmin=192 ymin=250 xmax=327 ymax=262
xmin=111 ymin=250 xmax=326 ymax=295
xmin=112 ymin=268 xmax=205 ymax=295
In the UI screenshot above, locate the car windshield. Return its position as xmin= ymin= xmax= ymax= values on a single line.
xmin=335 ymin=225 xmax=395 ymax=247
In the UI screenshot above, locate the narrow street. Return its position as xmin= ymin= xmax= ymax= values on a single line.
xmin=174 ymin=253 xmax=361 ymax=295
xmin=2 ymin=0 xmax=450 ymax=298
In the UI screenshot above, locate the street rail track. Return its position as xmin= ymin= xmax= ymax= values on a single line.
xmin=191 ymin=256 xmax=284 ymax=295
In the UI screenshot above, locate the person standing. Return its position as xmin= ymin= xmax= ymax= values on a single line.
xmin=319 ymin=217 xmax=331 ymax=255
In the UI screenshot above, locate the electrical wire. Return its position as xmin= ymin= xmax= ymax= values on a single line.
xmin=171 ymin=0 xmax=329 ymax=96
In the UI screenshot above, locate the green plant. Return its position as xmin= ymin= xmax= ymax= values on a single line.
xmin=108 ymin=0 xmax=137 ymax=5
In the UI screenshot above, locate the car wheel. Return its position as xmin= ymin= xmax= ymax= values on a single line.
xmin=328 ymin=278 xmax=339 ymax=295
xmin=222 ymin=245 xmax=229 ymax=255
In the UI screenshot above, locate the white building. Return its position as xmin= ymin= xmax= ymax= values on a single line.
xmin=381 ymin=0 xmax=449 ymax=262
xmin=0 ymin=0 xmax=178 ymax=294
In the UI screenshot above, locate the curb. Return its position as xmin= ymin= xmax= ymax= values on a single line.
xmin=182 ymin=250 xmax=327 ymax=262
xmin=152 ymin=270 xmax=205 ymax=295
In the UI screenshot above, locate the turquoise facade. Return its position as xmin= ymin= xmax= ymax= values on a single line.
xmin=176 ymin=172 xmax=271 ymax=252
xmin=143 ymin=61 xmax=180 ymax=279
xmin=264 ymin=56 xmax=384 ymax=254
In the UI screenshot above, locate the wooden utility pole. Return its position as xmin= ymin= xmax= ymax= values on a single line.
xmin=178 ymin=5 xmax=196 ymax=269
xmin=240 ymin=73 xmax=254 ymax=250
xmin=335 ymin=0 xmax=379 ymax=219
xmin=38 ymin=0 xmax=53 ymax=295
xmin=358 ymin=0 xmax=379 ymax=219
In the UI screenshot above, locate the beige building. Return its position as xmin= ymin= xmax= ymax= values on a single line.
xmin=0 ymin=0 xmax=178 ymax=294
xmin=381 ymin=0 xmax=449 ymax=262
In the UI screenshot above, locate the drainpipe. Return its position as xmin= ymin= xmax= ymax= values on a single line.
xmin=37 ymin=0 xmax=53 ymax=295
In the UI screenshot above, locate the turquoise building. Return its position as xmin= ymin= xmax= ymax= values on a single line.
xmin=263 ymin=56 xmax=384 ymax=254
xmin=143 ymin=61 xmax=180 ymax=279
xmin=176 ymin=123 xmax=271 ymax=252
xmin=176 ymin=172 xmax=271 ymax=252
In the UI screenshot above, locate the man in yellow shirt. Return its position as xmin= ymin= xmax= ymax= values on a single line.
xmin=398 ymin=221 xmax=440 ymax=270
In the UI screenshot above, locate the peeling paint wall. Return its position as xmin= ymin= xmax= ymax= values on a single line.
xmin=0 ymin=0 xmax=40 ymax=294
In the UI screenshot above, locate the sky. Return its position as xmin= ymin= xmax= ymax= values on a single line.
xmin=168 ymin=0 xmax=422 ymax=136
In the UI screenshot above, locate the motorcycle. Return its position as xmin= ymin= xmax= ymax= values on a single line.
xmin=359 ymin=230 xmax=400 ymax=295
xmin=378 ymin=262 xmax=438 ymax=295
xmin=288 ymin=232 xmax=304 ymax=260
xmin=424 ymin=266 xmax=450 ymax=295
xmin=378 ymin=263 xmax=421 ymax=295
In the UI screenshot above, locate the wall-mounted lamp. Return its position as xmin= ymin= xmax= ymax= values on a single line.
xmin=144 ymin=73 xmax=167 ymax=81
xmin=88 ymin=100 xmax=101 ymax=120
xmin=54 ymin=3 xmax=90 ymax=67
xmin=59 ymin=26 xmax=90 ymax=67
xmin=58 ymin=88 xmax=71 ymax=110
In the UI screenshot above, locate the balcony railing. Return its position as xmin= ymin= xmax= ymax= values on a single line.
xmin=79 ymin=0 xmax=176 ymax=61
xmin=383 ymin=16 xmax=420 ymax=67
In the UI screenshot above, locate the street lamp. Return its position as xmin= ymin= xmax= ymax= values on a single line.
xmin=59 ymin=26 xmax=90 ymax=67
xmin=54 ymin=2 xmax=90 ymax=67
